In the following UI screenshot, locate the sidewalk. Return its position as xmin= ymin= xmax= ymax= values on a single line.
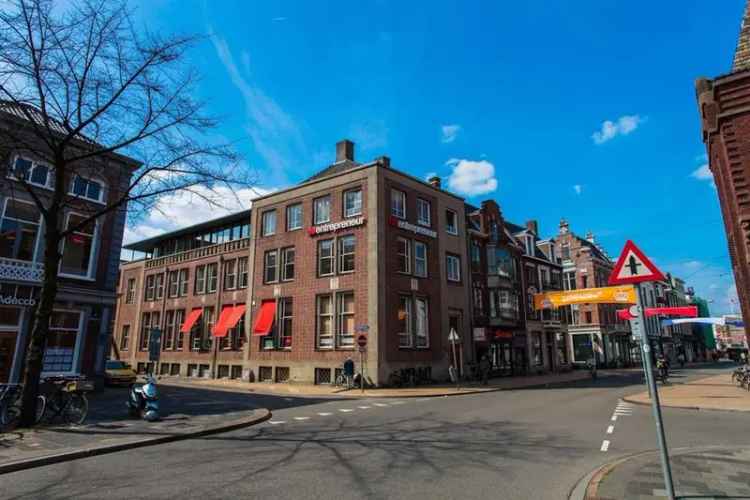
xmin=158 ymin=369 xmax=591 ymax=398
xmin=624 ymin=372 xmax=750 ymax=412
xmin=0 ymin=385 xmax=270 ymax=474
xmin=585 ymin=447 xmax=750 ymax=499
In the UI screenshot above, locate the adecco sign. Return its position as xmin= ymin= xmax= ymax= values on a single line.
xmin=0 ymin=294 xmax=37 ymax=307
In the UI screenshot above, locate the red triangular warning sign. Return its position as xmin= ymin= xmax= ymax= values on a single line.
xmin=608 ymin=240 xmax=666 ymax=285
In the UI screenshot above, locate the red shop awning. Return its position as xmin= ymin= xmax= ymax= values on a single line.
xmin=180 ymin=308 xmax=203 ymax=333
xmin=252 ymin=301 xmax=276 ymax=336
xmin=212 ymin=304 xmax=247 ymax=338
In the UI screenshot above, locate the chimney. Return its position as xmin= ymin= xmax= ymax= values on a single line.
xmin=526 ymin=219 xmax=538 ymax=235
xmin=377 ymin=155 xmax=390 ymax=168
xmin=428 ymin=175 xmax=441 ymax=189
xmin=336 ymin=139 xmax=355 ymax=163
xmin=559 ymin=218 xmax=569 ymax=235
xmin=586 ymin=231 xmax=595 ymax=244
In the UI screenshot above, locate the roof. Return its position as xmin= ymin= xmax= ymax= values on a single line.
xmin=505 ymin=221 xmax=555 ymax=262
xmin=123 ymin=209 xmax=251 ymax=252
xmin=303 ymin=159 xmax=361 ymax=183
xmin=734 ymin=0 xmax=750 ymax=72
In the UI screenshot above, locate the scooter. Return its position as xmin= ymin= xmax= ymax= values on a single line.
xmin=127 ymin=374 xmax=160 ymax=421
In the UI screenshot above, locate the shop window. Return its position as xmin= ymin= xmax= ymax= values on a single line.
xmin=261 ymin=210 xmax=276 ymax=236
xmin=217 ymin=365 xmax=230 ymax=379
xmin=281 ymin=247 xmax=295 ymax=281
xmin=229 ymin=313 xmax=246 ymax=350
xmin=43 ymin=310 xmax=82 ymax=373
xmin=343 ymin=189 xmax=362 ymax=218
xmin=446 ymin=209 xmax=458 ymax=235
xmin=286 ymin=203 xmax=303 ymax=231
xmin=264 ymin=249 xmax=279 ymax=283
xmin=417 ymin=198 xmax=431 ymax=227
xmin=391 ymin=189 xmax=406 ymax=219
xmin=572 ymin=334 xmax=593 ymax=362
xmin=557 ymin=333 xmax=568 ymax=365
xmin=278 ymin=298 xmax=293 ymax=349
xmin=396 ymin=237 xmax=410 ymax=274
xmin=314 ymin=196 xmax=331 ymax=225
xmin=231 ymin=365 xmax=242 ymax=379
xmin=338 ymin=235 xmax=355 ymax=273
xmin=318 ymin=239 xmax=334 ymax=276
xmin=60 ymin=213 xmax=97 ymax=278
xmin=0 ymin=198 xmax=41 ymax=262
xmin=414 ymin=241 xmax=427 ymax=277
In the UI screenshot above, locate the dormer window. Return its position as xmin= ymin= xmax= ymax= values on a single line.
xmin=525 ymin=235 xmax=534 ymax=256
xmin=70 ymin=175 xmax=105 ymax=203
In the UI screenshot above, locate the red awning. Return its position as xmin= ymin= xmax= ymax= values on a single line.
xmin=212 ymin=304 xmax=246 ymax=338
xmin=252 ymin=301 xmax=276 ymax=336
xmin=180 ymin=308 xmax=203 ymax=333
xmin=645 ymin=306 xmax=698 ymax=318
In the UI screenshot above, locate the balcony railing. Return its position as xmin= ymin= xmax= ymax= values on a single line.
xmin=0 ymin=257 xmax=44 ymax=283
xmin=144 ymin=238 xmax=252 ymax=269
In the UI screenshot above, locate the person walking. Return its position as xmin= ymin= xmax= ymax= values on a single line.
xmin=479 ymin=355 xmax=491 ymax=386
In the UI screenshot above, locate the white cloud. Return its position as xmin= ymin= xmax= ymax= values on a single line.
xmin=441 ymin=124 xmax=461 ymax=144
xmin=691 ymin=163 xmax=712 ymax=180
xmin=573 ymin=184 xmax=582 ymax=195
xmin=591 ymin=115 xmax=643 ymax=145
xmin=349 ymin=119 xmax=388 ymax=152
xmin=446 ymin=158 xmax=498 ymax=196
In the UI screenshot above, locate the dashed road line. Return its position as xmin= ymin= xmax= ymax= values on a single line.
xmin=339 ymin=409 xmax=354 ymax=413
xmin=607 ymin=425 xmax=614 ymax=434
xmin=611 ymin=415 xmax=617 ymax=421
xmin=269 ymin=420 xmax=286 ymax=425
xmin=294 ymin=416 xmax=310 ymax=421
xmin=357 ymin=406 xmax=371 ymax=409
xmin=318 ymin=412 xmax=332 ymax=416
xmin=373 ymin=403 xmax=389 ymax=407
xmin=601 ymin=440 xmax=610 ymax=452
xmin=390 ymin=401 xmax=405 ymax=405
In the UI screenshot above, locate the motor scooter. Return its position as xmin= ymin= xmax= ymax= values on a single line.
xmin=127 ymin=374 xmax=160 ymax=421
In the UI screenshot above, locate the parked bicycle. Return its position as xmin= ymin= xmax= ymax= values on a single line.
xmin=732 ymin=366 xmax=750 ymax=391
xmin=37 ymin=375 xmax=94 ymax=425
xmin=0 ymin=384 xmax=45 ymax=430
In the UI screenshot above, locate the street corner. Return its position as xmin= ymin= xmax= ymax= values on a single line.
xmin=0 ymin=407 xmax=271 ymax=476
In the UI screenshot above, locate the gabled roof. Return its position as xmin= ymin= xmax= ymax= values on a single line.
xmin=303 ymin=159 xmax=360 ymax=183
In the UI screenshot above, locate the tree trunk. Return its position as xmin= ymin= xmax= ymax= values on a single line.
xmin=19 ymin=211 xmax=61 ymax=426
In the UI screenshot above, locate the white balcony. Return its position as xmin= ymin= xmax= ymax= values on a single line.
xmin=0 ymin=257 xmax=44 ymax=283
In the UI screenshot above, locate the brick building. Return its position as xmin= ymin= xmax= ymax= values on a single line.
xmin=0 ymin=101 xmax=137 ymax=385
xmin=113 ymin=140 xmax=472 ymax=385
xmin=695 ymin=0 xmax=750 ymax=346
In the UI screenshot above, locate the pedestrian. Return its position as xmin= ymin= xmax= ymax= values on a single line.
xmin=479 ymin=355 xmax=491 ymax=386
xmin=678 ymin=352 xmax=685 ymax=369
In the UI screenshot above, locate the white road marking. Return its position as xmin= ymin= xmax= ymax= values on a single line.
xmin=318 ymin=412 xmax=332 ymax=416
xmin=416 ymin=398 xmax=431 ymax=401
xmin=611 ymin=415 xmax=617 ymax=421
xmin=607 ymin=425 xmax=614 ymax=434
xmin=269 ymin=420 xmax=286 ymax=425
xmin=293 ymin=416 xmax=310 ymax=421
xmin=357 ymin=406 xmax=371 ymax=409
xmin=601 ymin=440 xmax=610 ymax=452
xmin=390 ymin=401 xmax=405 ymax=405
xmin=339 ymin=409 xmax=354 ymax=413
xmin=374 ymin=403 xmax=389 ymax=407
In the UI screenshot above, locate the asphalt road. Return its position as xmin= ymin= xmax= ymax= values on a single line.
xmin=3 ymin=365 xmax=747 ymax=500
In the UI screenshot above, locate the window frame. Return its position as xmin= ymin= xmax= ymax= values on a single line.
xmin=343 ymin=189 xmax=362 ymax=218
xmin=313 ymin=195 xmax=331 ymax=225
xmin=286 ymin=203 xmax=303 ymax=231
xmin=391 ymin=189 xmax=406 ymax=219
xmin=125 ymin=279 xmax=136 ymax=304
xmin=69 ymin=175 xmax=106 ymax=204
xmin=446 ymin=253 xmax=462 ymax=282
xmin=337 ymin=235 xmax=356 ymax=274
xmin=397 ymin=295 xmax=413 ymax=348
xmin=414 ymin=296 xmax=429 ymax=348
xmin=145 ymin=275 xmax=155 ymax=301
xmin=167 ymin=270 xmax=179 ymax=298
xmin=281 ymin=246 xmax=295 ymax=281
xmin=58 ymin=211 xmax=100 ymax=281
xmin=336 ymin=291 xmax=355 ymax=348
xmin=120 ymin=324 xmax=130 ymax=350
xmin=238 ymin=257 xmax=248 ymax=288
xmin=194 ymin=265 xmax=206 ymax=295
xmin=0 ymin=197 xmax=42 ymax=263
xmin=178 ymin=269 xmax=189 ymax=296
xmin=261 ymin=210 xmax=277 ymax=237
xmin=446 ymin=209 xmax=459 ymax=235
xmin=414 ymin=240 xmax=427 ymax=278
xmin=278 ymin=298 xmax=293 ymax=349
xmin=206 ymin=263 xmax=218 ymax=293
xmin=8 ymin=155 xmax=54 ymax=190
xmin=317 ymin=239 xmax=335 ymax=277
xmin=416 ymin=198 xmax=431 ymax=227
xmin=396 ymin=237 xmax=411 ymax=274
xmin=224 ymin=259 xmax=237 ymax=290
xmin=264 ymin=249 xmax=279 ymax=284
xmin=316 ymin=294 xmax=334 ymax=349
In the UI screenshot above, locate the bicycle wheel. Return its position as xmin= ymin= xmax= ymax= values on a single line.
xmin=34 ymin=395 xmax=46 ymax=424
xmin=0 ymin=401 xmax=20 ymax=428
xmin=62 ymin=393 xmax=88 ymax=425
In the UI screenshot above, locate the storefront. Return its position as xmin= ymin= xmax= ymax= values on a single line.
xmin=0 ymin=284 xmax=35 ymax=383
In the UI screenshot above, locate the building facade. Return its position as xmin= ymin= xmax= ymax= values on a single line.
xmin=0 ymin=101 xmax=137 ymax=385
xmin=113 ymin=140 xmax=472 ymax=385
xmin=695 ymin=1 xmax=750 ymax=347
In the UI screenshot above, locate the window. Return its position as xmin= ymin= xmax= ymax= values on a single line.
xmin=139 ymin=312 xmax=160 ymax=351
xmin=164 ymin=310 xmax=177 ymax=350
xmin=317 ymin=295 xmax=334 ymax=348
xmin=206 ymin=263 xmax=218 ymax=293
xmin=168 ymin=270 xmax=179 ymax=298
xmin=525 ymin=236 xmax=535 ymax=256
xmin=43 ymin=310 xmax=82 ymax=373
xmin=391 ymin=189 xmax=406 ymax=219
xmin=337 ymin=292 xmax=355 ymax=347
xmin=471 ymin=241 xmax=481 ymax=273
xmin=572 ymin=334 xmax=593 ymax=363
xmin=318 ymin=239 xmax=335 ymax=276
xmin=178 ymin=269 xmax=189 ymax=296
xmin=398 ymin=296 xmax=412 ymax=348
xmin=120 ymin=325 xmax=130 ymax=350
xmin=415 ymin=297 xmax=429 ymax=348
xmin=473 ymin=286 xmax=484 ymax=316
xmin=60 ymin=213 xmax=97 ymax=278
xmin=224 ymin=259 xmax=237 ymax=290
xmin=0 ymin=198 xmax=41 ymax=262
xmin=125 ymin=279 xmax=136 ymax=304
xmin=224 ymin=311 xmax=245 ymax=350
xmin=564 ymin=271 xmax=576 ymax=291
xmin=314 ymin=196 xmax=331 ymax=225
xmin=70 ymin=175 xmax=105 ymax=203
xmin=489 ymin=289 xmax=498 ymax=318
xmin=338 ymin=235 xmax=356 ymax=273
xmin=145 ymin=275 xmax=155 ymax=301
xmin=414 ymin=241 xmax=427 ymax=277
xmin=561 ymin=244 xmax=571 ymax=260
xmin=264 ymin=250 xmax=279 ymax=283
xmin=191 ymin=307 xmax=213 ymax=351
xmin=154 ymin=273 xmax=164 ymax=300
xmin=397 ymin=237 xmax=411 ymax=274
xmin=175 ymin=310 xmax=185 ymax=350
xmin=417 ymin=198 xmax=431 ymax=227
xmin=9 ymin=156 xmax=53 ymax=189
xmin=261 ymin=210 xmax=276 ymax=236
xmin=582 ymin=275 xmax=588 ymax=288
xmin=532 ymin=333 xmax=543 ymax=366
xmin=238 ymin=257 xmax=249 ymax=288
xmin=286 ymin=203 xmax=303 ymax=231
xmin=278 ymin=298 xmax=293 ymax=348
xmin=585 ymin=311 xmax=592 ymax=324
xmin=343 ymin=189 xmax=362 ymax=218
xmin=446 ymin=209 xmax=458 ymax=235
xmin=446 ymin=254 xmax=461 ymax=282
xmin=281 ymin=247 xmax=295 ymax=281
xmin=194 ymin=265 xmax=206 ymax=294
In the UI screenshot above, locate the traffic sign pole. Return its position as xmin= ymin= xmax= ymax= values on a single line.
xmin=635 ymin=283 xmax=675 ymax=500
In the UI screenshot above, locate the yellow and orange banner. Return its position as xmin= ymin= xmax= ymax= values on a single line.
xmin=533 ymin=285 xmax=636 ymax=310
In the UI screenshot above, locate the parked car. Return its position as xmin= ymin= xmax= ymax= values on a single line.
xmin=104 ymin=360 xmax=137 ymax=386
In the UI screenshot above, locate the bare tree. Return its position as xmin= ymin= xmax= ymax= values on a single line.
xmin=0 ymin=0 xmax=250 ymax=425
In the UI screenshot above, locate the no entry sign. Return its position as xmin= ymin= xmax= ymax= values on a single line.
xmin=357 ymin=334 xmax=368 ymax=348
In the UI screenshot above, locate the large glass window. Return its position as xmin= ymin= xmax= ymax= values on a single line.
xmin=43 ymin=310 xmax=82 ymax=373
xmin=60 ymin=213 xmax=97 ymax=278
xmin=391 ymin=189 xmax=406 ymax=219
xmin=564 ymin=271 xmax=576 ymax=291
xmin=261 ymin=210 xmax=276 ymax=236
xmin=415 ymin=297 xmax=429 ymax=348
xmin=281 ymin=247 xmax=295 ymax=281
xmin=414 ymin=241 xmax=427 ymax=277
xmin=337 ymin=292 xmax=355 ymax=347
xmin=286 ymin=203 xmax=303 ymax=231
xmin=314 ymin=196 xmax=331 ymax=225
xmin=343 ymin=189 xmax=362 ymax=218
xmin=397 ymin=237 xmax=410 ymax=274
xmin=318 ymin=239 xmax=335 ymax=276
xmin=338 ymin=235 xmax=355 ymax=273
xmin=164 ymin=310 xmax=176 ymax=350
xmin=572 ymin=334 xmax=593 ymax=363
xmin=417 ymin=198 xmax=431 ymax=227
xmin=264 ymin=250 xmax=278 ymax=283
xmin=317 ymin=295 xmax=334 ymax=349
xmin=398 ymin=296 xmax=412 ymax=348
xmin=0 ymin=198 xmax=41 ymax=262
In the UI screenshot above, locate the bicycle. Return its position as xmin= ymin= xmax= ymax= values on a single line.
xmin=0 ymin=384 xmax=45 ymax=430
xmin=37 ymin=375 xmax=93 ymax=425
xmin=334 ymin=373 xmax=353 ymax=389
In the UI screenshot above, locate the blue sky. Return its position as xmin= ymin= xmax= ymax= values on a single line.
xmin=126 ymin=0 xmax=745 ymax=314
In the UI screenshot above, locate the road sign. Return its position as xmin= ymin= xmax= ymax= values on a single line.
xmin=609 ymin=240 xmax=665 ymax=285
xmin=356 ymin=334 xmax=368 ymax=348
xmin=448 ymin=328 xmax=460 ymax=343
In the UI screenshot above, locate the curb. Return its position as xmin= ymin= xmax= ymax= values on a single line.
xmin=0 ymin=408 xmax=271 ymax=476
xmin=621 ymin=395 xmax=750 ymax=414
